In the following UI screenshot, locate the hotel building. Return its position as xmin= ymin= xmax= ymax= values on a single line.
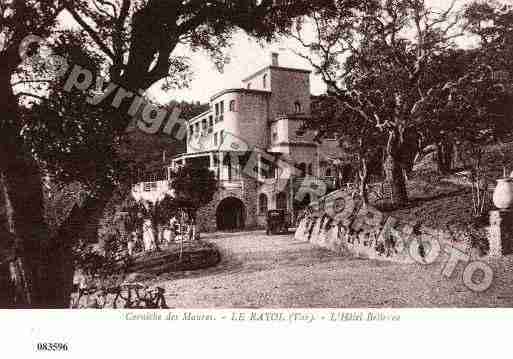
xmin=132 ymin=53 xmax=346 ymax=232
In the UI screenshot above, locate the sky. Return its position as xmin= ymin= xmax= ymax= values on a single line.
xmin=149 ymin=0 xmax=469 ymax=104
xmin=149 ymin=32 xmax=321 ymax=104
xmin=60 ymin=0 xmax=472 ymax=104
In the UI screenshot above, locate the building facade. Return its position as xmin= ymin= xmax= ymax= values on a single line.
xmin=132 ymin=53 xmax=345 ymax=232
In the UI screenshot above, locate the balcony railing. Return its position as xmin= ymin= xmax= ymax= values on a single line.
xmin=143 ymin=182 xmax=158 ymax=192
xmin=133 ymin=180 xmax=171 ymax=194
xmin=219 ymin=179 xmax=243 ymax=189
xmin=292 ymin=177 xmax=337 ymax=191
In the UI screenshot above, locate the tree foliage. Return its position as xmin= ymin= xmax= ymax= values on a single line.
xmin=292 ymin=0 xmax=513 ymax=205
xmin=308 ymin=94 xmax=384 ymax=203
xmin=0 ymin=0 xmax=330 ymax=308
xmin=170 ymin=164 xmax=218 ymax=219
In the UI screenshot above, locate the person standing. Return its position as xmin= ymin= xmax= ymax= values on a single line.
xmin=127 ymin=231 xmax=136 ymax=257
xmin=142 ymin=219 xmax=155 ymax=251
xmin=169 ymin=217 xmax=178 ymax=242
xmin=187 ymin=218 xmax=195 ymax=241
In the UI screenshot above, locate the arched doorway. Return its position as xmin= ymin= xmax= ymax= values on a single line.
xmin=216 ymin=197 xmax=246 ymax=231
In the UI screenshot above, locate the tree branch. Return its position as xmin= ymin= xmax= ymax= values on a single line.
xmin=65 ymin=6 xmax=116 ymax=62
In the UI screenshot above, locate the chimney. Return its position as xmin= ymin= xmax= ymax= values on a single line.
xmin=271 ymin=52 xmax=279 ymax=67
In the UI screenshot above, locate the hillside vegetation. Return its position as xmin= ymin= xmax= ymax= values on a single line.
xmin=376 ymin=141 xmax=513 ymax=252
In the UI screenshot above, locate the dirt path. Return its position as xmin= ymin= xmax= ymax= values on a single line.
xmin=153 ymin=231 xmax=513 ymax=308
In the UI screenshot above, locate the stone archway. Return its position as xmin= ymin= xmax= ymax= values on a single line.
xmin=216 ymin=197 xmax=246 ymax=231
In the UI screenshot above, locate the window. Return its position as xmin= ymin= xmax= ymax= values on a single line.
xmin=214 ymin=133 xmax=218 ymax=146
xmin=262 ymin=161 xmax=275 ymax=179
xmin=298 ymin=163 xmax=306 ymax=177
xmin=326 ymin=168 xmax=332 ymax=177
xmin=247 ymin=82 xmax=252 ymax=89
xmin=189 ymin=125 xmax=194 ymax=136
xmin=308 ymin=163 xmax=313 ymax=176
xmin=259 ymin=193 xmax=268 ymax=214
xmin=294 ymin=101 xmax=302 ymax=113
xmin=276 ymin=192 xmax=287 ymax=210
xmin=143 ymin=182 xmax=157 ymax=192
xmin=272 ymin=132 xmax=278 ymax=143
xmin=201 ymin=118 xmax=207 ymax=131
xmin=208 ymin=117 xmax=214 ymax=133
xmin=215 ymin=104 xmax=224 ymax=123
xmin=220 ymin=130 xmax=225 ymax=145
xmin=260 ymin=157 xmax=271 ymax=179
xmin=195 ymin=122 xmax=199 ymax=133
xmin=229 ymin=100 xmax=236 ymax=112
xmin=218 ymin=101 xmax=224 ymax=121
xmin=263 ymin=74 xmax=268 ymax=89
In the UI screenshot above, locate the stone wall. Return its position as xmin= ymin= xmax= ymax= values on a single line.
xmin=269 ymin=69 xmax=311 ymax=118
xmin=195 ymin=195 xmax=218 ymax=232
xmin=242 ymin=173 xmax=259 ymax=230
xmin=239 ymin=93 xmax=271 ymax=149
xmin=127 ymin=241 xmax=221 ymax=275
xmin=294 ymin=189 xmax=456 ymax=263
xmin=195 ymin=173 xmax=260 ymax=233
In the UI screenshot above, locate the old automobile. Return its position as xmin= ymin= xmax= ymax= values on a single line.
xmin=266 ymin=209 xmax=289 ymax=235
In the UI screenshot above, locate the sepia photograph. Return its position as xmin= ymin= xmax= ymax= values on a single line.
xmin=0 ymin=0 xmax=512 ymax=356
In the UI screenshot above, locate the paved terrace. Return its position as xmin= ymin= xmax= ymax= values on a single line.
xmin=153 ymin=231 xmax=513 ymax=308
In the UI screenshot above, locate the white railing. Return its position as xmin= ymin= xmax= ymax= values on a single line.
xmin=132 ymin=181 xmax=173 ymax=203
xmin=219 ymin=180 xmax=243 ymax=189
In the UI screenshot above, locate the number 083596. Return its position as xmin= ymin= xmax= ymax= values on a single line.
xmin=36 ymin=343 xmax=69 ymax=351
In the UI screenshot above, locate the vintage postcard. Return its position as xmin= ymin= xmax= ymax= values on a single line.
xmin=0 ymin=0 xmax=512 ymax=356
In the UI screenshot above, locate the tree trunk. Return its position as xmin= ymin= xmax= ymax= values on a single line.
xmin=151 ymin=220 xmax=161 ymax=252
xmin=452 ymin=143 xmax=460 ymax=169
xmin=45 ymin=187 xmax=115 ymax=308
xmin=191 ymin=211 xmax=198 ymax=241
xmin=334 ymin=164 xmax=342 ymax=190
xmin=437 ymin=140 xmax=454 ymax=174
xmin=0 ymin=262 xmax=16 ymax=308
xmin=384 ymin=154 xmax=408 ymax=206
xmin=359 ymin=158 xmax=369 ymax=206
xmin=4 ymin=153 xmax=54 ymax=305
xmin=1 ymin=155 xmax=116 ymax=308
xmin=0 ymin=62 xmax=51 ymax=307
xmin=0 ymin=35 xmax=140 ymax=307
xmin=384 ymin=132 xmax=408 ymax=206
xmin=0 ymin=70 xmax=133 ymax=308
xmin=0 ymin=172 xmax=33 ymax=308
xmin=0 ymin=63 xmax=71 ymax=307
